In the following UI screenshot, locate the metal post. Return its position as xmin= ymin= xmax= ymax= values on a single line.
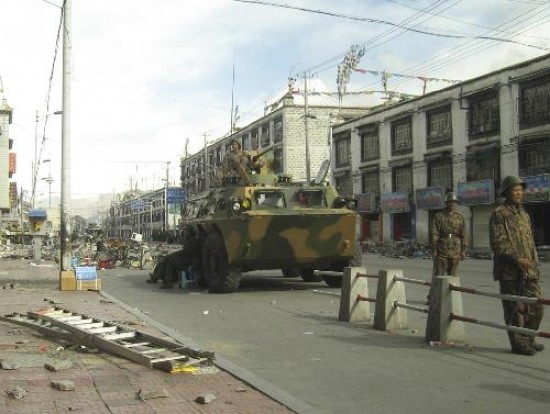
xmin=32 ymin=110 xmax=38 ymax=208
xmin=304 ymin=74 xmax=311 ymax=184
xmin=59 ymin=0 xmax=72 ymax=272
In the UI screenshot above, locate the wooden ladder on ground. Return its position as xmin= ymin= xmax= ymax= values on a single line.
xmin=0 ymin=307 xmax=214 ymax=373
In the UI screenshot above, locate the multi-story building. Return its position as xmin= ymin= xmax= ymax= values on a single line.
xmin=0 ymin=97 xmax=15 ymax=211
xmin=332 ymin=53 xmax=550 ymax=254
xmin=180 ymin=88 xmax=369 ymax=195
xmin=106 ymin=187 xmax=186 ymax=241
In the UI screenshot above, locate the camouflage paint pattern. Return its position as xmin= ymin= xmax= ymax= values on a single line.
xmin=184 ymin=179 xmax=357 ymax=271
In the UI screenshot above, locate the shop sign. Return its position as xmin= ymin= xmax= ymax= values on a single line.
xmin=522 ymin=174 xmax=550 ymax=202
xmin=381 ymin=192 xmax=410 ymax=214
xmin=457 ymin=179 xmax=494 ymax=205
xmin=130 ymin=199 xmax=146 ymax=211
xmin=415 ymin=187 xmax=444 ymax=210
xmin=357 ymin=192 xmax=376 ymax=213
xmin=167 ymin=188 xmax=187 ymax=204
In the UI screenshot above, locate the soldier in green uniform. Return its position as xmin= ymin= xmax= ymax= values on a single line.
xmin=431 ymin=192 xmax=467 ymax=276
xmin=219 ymin=139 xmax=264 ymax=182
xmin=428 ymin=192 xmax=467 ymax=303
xmin=489 ymin=176 xmax=544 ymax=356
xmin=147 ymin=225 xmax=203 ymax=289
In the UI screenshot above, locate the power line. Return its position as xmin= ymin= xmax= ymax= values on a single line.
xmin=230 ymin=0 xmax=548 ymax=50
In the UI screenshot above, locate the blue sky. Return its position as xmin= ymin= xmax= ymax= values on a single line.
xmin=1 ymin=0 xmax=549 ymax=207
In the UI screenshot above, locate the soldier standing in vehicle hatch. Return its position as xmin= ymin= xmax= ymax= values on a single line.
xmin=490 ymin=176 xmax=544 ymax=356
xmin=219 ymin=139 xmax=264 ymax=181
xmin=431 ymin=192 xmax=467 ymax=276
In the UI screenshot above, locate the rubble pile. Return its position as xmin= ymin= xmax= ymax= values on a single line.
xmin=0 ymin=238 xmax=182 ymax=271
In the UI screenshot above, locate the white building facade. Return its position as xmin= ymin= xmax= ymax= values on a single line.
xmin=332 ymin=53 xmax=550 ymax=254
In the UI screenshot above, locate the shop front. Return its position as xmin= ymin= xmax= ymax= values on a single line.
xmin=457 ymin=179 xmax=495 ymax=254
xmin=522 ymin=174 xmax=550 ymax=256
xmin=357 ymin=192 xmax=381 ymax=243
xmin=381 ymin=191 xmax=413 ymax=243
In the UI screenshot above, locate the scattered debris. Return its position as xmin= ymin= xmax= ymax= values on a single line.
xmin=195 ymin=392 xmax=217 ymax=404
xmin=428 ymin=341 xmax=455 ymax=348
xmin=137 ymin=388 xmax=168 ymax=401
xmin=1 ymin=360 xmax=19 ymax=370
xmin=50 ymin=379 xmax=76 ymax=391
xmin=6 ymin=386 xmax=27 ymax=399
xmin=44 ymin=359 xmax=74 ymax=371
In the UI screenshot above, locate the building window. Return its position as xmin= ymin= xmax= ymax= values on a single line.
xmin=216 ymin=147 xmax=222 ymax=166
xmin=360 ymin=127 xmax=379 ymax=161
xmin=428 ymin=157 xmax=453 ymax=192
xmin=393 ymin=165 xmax=412 ymax=194
xmin=466 ymin=146 xmax=500 ymax=183
xmin=261 ymin=123 xmax=270 ymax=147
xmin=273 ymin=147 xmax=284 ymax=174
xmin=251 ymin=129 xmax=259 ymax=150
xmin=273 ymin=116 xmax=283 ymax=143
xmin=391 ymin=118 xmax=412 ymax=155
xmin=427 ymin=107 xmax=452 ymax=147
xmin=519 ymin=139 xmax=550 ymax=176
xmin=469 ymin=93 xmax=499 ymax=137
xmin=520 ymin=76 xmax=550 ymax=127
xmin=335 ymin=132 xmax=351 ymax=168
xmin=361 ymin=169 xmax=379 ymax=195
xmin=335 ymin=175 xmax=353 ymax=196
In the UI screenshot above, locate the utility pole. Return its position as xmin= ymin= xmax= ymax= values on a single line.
xmin=203 ymin=133 xmax=209 ymax=190
xmin=164 ymin=161 xmax=170 ymax=234
xmin=60 ymin=0 xmax=72 ymax=272
xmin=304 ymin=73 xmax=311 ymax=184
xmin=32 ymin=110 xmax=39 ymax=208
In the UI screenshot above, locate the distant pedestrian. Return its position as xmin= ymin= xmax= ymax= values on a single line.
xmin=490 ymin=176 xmax=544 ymax=356
xmin=428 ymin=192 xmax=467 ymax=302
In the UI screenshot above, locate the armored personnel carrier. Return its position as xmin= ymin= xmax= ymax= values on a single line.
xmin=182 ymin=149 xmax=361 ymax=292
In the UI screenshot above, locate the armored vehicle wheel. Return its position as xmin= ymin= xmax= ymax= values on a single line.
xmin=203 ymin=234 xmax=242 ymax=293
xmin=282 ymin=268 xmax=300 ymax=278
xmin=299 ymin=268 xmax=323 ymax=282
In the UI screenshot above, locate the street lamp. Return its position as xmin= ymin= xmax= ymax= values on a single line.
xmin=41 ymin=176 xmax=54 ymax=208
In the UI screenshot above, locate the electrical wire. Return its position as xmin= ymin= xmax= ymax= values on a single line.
xmin=32 ymin=0 xmax=65 ymax=205
xmin=230 ymin=0 xmax=548 ymax=50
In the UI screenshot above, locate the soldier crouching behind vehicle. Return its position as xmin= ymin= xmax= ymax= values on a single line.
xmin=146 ymin=225 xmax=203 ymax=289
xmin=489 ymin=176 xmax=544 ymax=356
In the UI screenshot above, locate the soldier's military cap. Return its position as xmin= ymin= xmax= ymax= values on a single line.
xmin=500 ymin=176 xmax=526 ymax=196
xmin=445 ymin=192 xmax=458 ymax=202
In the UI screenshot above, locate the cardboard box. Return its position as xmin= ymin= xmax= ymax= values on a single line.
xmin=75 ymin=266 xmax=98 ymax=280
xmin=60 ymin=271 xmax=76 ymax=291
xmin=76 ymin=279 xmax=102 ymax=291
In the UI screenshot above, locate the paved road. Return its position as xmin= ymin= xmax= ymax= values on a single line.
xmin=101 ymin=256 xmax=550 ymax=414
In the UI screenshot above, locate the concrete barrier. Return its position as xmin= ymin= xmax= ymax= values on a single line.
xmin=338 ymin=267 xmax=370 ymax=323
xmin=425 ymin=276 xmax=465 ymax=343
xmin=373 ymin=269 xmax=408 ymax=331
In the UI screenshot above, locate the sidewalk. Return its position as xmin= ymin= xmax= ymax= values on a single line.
xmin=0 ymin=259 xmax=294 ymax=414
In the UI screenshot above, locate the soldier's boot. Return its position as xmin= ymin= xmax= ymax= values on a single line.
xmin=511 ymin=345 xmax=536 ymax=356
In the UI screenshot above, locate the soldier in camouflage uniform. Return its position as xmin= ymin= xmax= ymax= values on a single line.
xmin=431 ymin=192 xmax=467 ymax=276
xmin=490 ymin=176 xmax=544 ymax=356
xmin=220 ymin=140 xmax=255 ymax=179
xmin=428 ymin=192 xmax=467 ymax=303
